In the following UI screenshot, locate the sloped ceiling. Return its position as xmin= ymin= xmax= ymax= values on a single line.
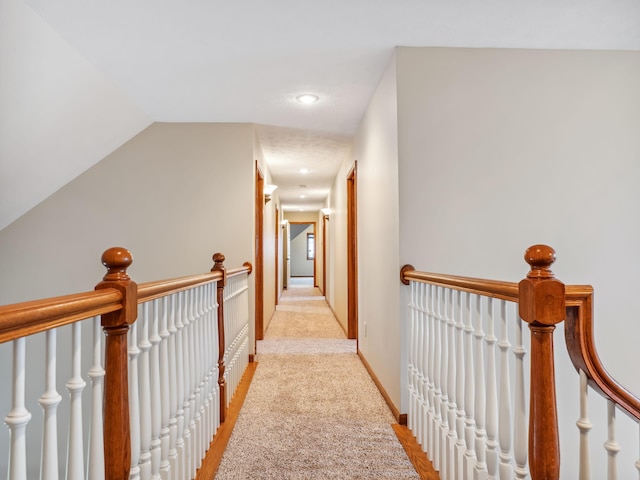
xmin=2 ymin=0 xmax=639 ymax=228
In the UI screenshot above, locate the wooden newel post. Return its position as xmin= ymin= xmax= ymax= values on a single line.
xmin=95 ymin=247 xmax=138 ymax=480
xmin=211 ymin=253 xmax=227 ymax=422
xmin=518 ymin=245 xmax=565 ymax=480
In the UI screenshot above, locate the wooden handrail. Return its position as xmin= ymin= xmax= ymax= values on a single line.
xmin=564 ymin=288 xmax=640 ymax=421
xmin=0 ymin=289 xmax=123 ymax=344
xmin=401 ymin=244 xmax=640 ymax=479
xmin=138 ymin=273 xmax=222 ymax=303
xmin=400 ymin=265 xmax=519 ymax=301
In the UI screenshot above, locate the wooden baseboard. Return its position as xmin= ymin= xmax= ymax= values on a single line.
xmin=196 ymin=361 xmax=258 ymax=479
xmin=249 ymin=354 xmax=255 ymax=363
xmin=357 ymin=350 xmax=406 ymax=425
xmin=392 ymin=424 xmax=440 ymax=480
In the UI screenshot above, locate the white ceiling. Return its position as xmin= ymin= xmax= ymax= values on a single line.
xmin=5 ymin=0 xmax=640 ymax=221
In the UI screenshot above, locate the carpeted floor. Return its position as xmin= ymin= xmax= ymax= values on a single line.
xmin=214 ymin=286 xmax=419 ymax=479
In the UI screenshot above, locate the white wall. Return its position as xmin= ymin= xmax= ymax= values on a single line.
xmin=347 ymin=57 xmax=402 ymax=408
xmin=396 ymin=46 xmax=640 ymax=477
xmin=0 ymin=0 xmax=151 ymax=231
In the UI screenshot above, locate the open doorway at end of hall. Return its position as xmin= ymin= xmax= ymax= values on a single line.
xmin=286 ymin=222 xmax=316 ymax=288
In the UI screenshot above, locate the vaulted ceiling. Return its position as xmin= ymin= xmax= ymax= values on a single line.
xmin=2 ymin=0 xmax=639 ymax=229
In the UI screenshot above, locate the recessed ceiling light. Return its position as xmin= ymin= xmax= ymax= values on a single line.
xmin=298 ymin=168 xmax=310 ymax=174
xmin=296 ymin=94 xmax=319 ymax=105
xmin=299 ymin=194 xmax=306 ymax=198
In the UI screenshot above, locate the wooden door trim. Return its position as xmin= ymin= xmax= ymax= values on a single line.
xmin=255 ymin=161 xmax=264 ymax=341
xmin=275 ymin=207 xmax=279 ymax=306
xmin=322 ymin=214 xmax=328 ymax=296
xmin=347 ymin=162 xmax=358 ymax=340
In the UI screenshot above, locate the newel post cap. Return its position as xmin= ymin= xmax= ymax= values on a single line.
xmin=518 ymin=245 xmax=565 ymax=326
xmin=101 ymin=247 xmax=133 ymax=281
xmin=97 ymin=247 xmax=137 ymax=327
xmin=211 ymin=252 xmax=227 ymax=287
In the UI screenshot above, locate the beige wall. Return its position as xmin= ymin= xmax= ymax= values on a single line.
xmin=0 ymin=122 xmax=255 ymax=302
xmin=345 ymin=57 xmax=401 ymax=407
xmin=396 ymin=46 xmax=640 ymax=477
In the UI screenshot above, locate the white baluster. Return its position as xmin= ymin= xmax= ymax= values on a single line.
xmin=463 ymin=292 xmax=478 ymax=480
xmin=497 ymin=300 xmax=514 ymax=479
xmin=188 ymin=288 xmax=198 ymax=477
xmin=149 ymin=299 xmax=162 ymax=480
xmin=454 ymin=290 xmax=467 ymax=479
xmin=605 ymin=400 xmax=621 ymax=480
xmin=407 ymin=281 xmax=417 ymax=442
xmin=473 ymin=294 xmax=488 ymax=479
xmin=174 ymin=291 xmax=186 ymax=479
xmin=39 ymin=329 xmax=61 ymax=480
xmin=446 ymin=288 xmax=458 ymax=478
xmin=6 ymin=338 xmax=32 ymax=480
xmin=196 ymin=285 xmax=206 ymax=462
xmin=129 ymin=310 xmax=142 ymax=480
xmin=419 ymin=282 xmax=428 ymax=453
xmin=139 ymin=302 xmax=153 ymax=479
xmin=167 ymin=293 xmax=179 ymax=479
xmin=485 ymin=298 xmax=499 ymax=479
xmin=576 ymin=369 xmax=592 ymax=480
xmin=427 ymin=284 xmax=437 ymax=461
xmin=182 ymin=289 xmax=194 ymax=478
xmin=87 ymin=317 xmax=105 ymax=480
xmin=67 ymin=322 xmax=86 ymax=480
xmin=159 ymin=296 xmax=171 ymax=480
xmin=513 ymin=315 xmax=527 ymax=480
xmin=440 ymin=287 xmax=450 ymax=478
xmin=203 ymin=284 xmax=213 ymax=447
xmin=433 ymin=286 xmax=443 ymax=471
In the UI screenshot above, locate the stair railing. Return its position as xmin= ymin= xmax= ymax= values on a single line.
xmin=0 ymin=247 xmax=252 ymax=480
xmin=401 ymin=244 xmax=640 ymax=479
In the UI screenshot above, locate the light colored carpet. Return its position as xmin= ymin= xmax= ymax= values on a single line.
xmin=214 ymin=287 xmax=419 ymax=479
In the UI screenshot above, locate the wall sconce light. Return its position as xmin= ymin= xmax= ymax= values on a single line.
xmin=263 ymin=184 xmax=278 ymax=204
xmin=321 ymin=207 xmax=331 ymax=218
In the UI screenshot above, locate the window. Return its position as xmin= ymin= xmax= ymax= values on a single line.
xmin=307 ymin=233 xmax=315 ymax=260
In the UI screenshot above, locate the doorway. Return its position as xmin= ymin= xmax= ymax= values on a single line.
xmin=288 ymin=222 xmax=316 ymax=287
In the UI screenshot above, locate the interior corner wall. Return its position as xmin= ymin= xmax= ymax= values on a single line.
xmin=396 ymin=46 xmax=640 ymax=477
xmin=347 ymin=55 xmax=401 ymax=409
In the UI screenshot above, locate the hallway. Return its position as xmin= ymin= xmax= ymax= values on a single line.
xmin=214 ymin=284 xmax=419 ymax=478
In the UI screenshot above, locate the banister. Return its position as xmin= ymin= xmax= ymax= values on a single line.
xmin=564 ymin=290 xmax=640 ymax=421
xmin=400 ymin=244 xmax=640 ymax=479
xmin=138 ymin=273 xmax=222 ymax=303
xmin=400 ymin=265 xmax=519 ymax=301
xmin=0 ymin=289 xmax=123 ymax=344
xmin=227 ymin=261 xmax=253 ymax=279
